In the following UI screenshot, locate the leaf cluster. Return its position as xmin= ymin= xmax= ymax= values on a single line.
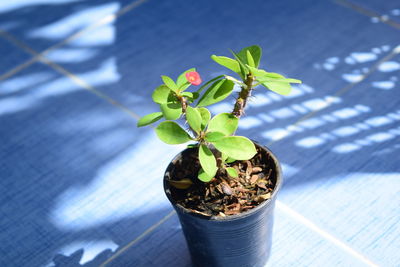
xmin=211 ymin=45 xmax=301 ymax=95
xmin=137 ymin=45 xmax=302 ymax=183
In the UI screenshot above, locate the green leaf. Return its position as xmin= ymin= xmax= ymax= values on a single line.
xmin=196 ymin=75 xmax=225 ymax=94
xmin=196 ymin=79 xmax=234 ymax=107
xmin=198 ymin=107 xmax=211 ymax=130
xmin=224 ymin=75 xmax=243 ymax=85
xmin=213 ymin=136 xmax=257 ymax=160
xmin=262 ymin=72 xmax=285 ymax=78
xmin=199 ymin=145 xmax=217 ymax=178
xmin=211 ymin=55 xmax=240 ymax=73
xmin=257 ymin=77 xmax=302 ymax=84
xmin=186 ymin=106 xmax=202 ymax=133
xmin=286 ymin=78 xmax=302 ymax=84
xmin=226 ymin=167 xmax=238 ymax=178
xmin=207 ymin=113 xmax=238 ymax=136
xmin=169 ymin=178 xmax=193 ymax=189
xmin=238 ymin=45 xmax=262 ymax=67
xmin=162 ymin=75 xmax=179 ymax=92
xmin=247 ymin=66 xmax=282 ymax=78
xmin=160 ymin=102 xmax=182 ymax=120
xmin=152 ymin=85 xmax=174 ymax=104
xmin=260 ymin=80 xmax=292 ymax=96
xmin=177 ymin=68 xmax=195 ymax=90
xmin=248 ymin=66 xmax=301 ymax=84
xmin=198 ymin=168 xmax=214 ymax=182
xmin=205 ymin=131 xmax=225 ymax=142
xmin=246 ymin=66 xmax=301 ymax=95
xmin=226 ymin=157 xmax=236 ymax=163
xmin=181 ymin=92 xmax=199 ymax=100
xmin=179 ymin=83 xmax=191 ymax=92
xmin=187 ymin=143 xmax=198 ymax=148
xmin=246 ymin=50 xmax=255 ymax=68
xmin=137 ymin=112 xmax=163 ymax=127
xmin=230 ymin=50 xmax=248 ymax=79
xmin=246 ymin=65 xmax=269 ymax=77
xmin=155 ymin=121 xmax=192 ymax=144
xmin=221 ymin=153 xmax=228 ymax=162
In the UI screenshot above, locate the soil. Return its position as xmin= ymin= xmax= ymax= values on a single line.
xmin=166 ymin=145 xmax=277 ymax=217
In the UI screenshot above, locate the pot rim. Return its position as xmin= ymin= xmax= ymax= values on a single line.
xmin=163 ymin=140 xmax=282 ymax=222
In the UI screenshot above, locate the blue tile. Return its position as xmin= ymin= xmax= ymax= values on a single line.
xmin=364 ymin=53 xmax=400 ymax=90
xmin=240 ymin=47 xmax=400 ymax=145
xmin=2 ymin=0 xmax=400 ymax=266
xmin=26 ymin=1 xmax=398 ymax=265
xmin=0 ymin=36 xmax=32 ymax=77
xmin=0 ymin=0 xmax=138 ymax=52
xmin=39 ymin=0 xmax=400 ymax=119
xmin=107 ymin=213 xmax=191 ymax=267
xmin=269 ymin=205 xmax=372 ymax=267
xmin=253 ymin=54 xmax=400 ymax=266
xmin=275 ymin=173 xmax=400 ymax=266
xmin=0 ymin=62 xmax=187 ymax=266
xmin=343 ymin=0 xmax=400 ymax=24
xmin=105 ymin=205 xmax=369 ymax=267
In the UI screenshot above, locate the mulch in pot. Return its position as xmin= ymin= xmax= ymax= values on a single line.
xmin=168 ymin=146 xmax=277 ymax=217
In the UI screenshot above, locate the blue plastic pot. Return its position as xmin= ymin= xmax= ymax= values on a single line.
xmin=164 ymin=142 xmax=282 ymax=267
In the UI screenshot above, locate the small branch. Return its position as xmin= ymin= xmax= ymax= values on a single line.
xmin=232 ymin=73 xmax=254 ymax=118
xmin=179 ymin=95 xmax=188 ymax=114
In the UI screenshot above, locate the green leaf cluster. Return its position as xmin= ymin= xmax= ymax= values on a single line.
xmin=149 ymin=108 xmax=257 ymax=183
xmin=211 ymin=45 xmax=302 ymax=95
xmin=193 ymin=112 xmax=256 ymax=182
xmin=137 ymin=45 xmax=302 ymax=184
xmin=211 ymin=45 xmax=262 ymax=80
xmin=137 ymin=68 xmax=200 ymax=127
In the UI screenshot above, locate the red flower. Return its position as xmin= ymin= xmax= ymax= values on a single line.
xmin=185 ymin=71 xmax=202 ymax=86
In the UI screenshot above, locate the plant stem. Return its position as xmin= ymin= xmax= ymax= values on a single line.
xmin=232 ymin=73 xmax=254 ymax=118
xmin=179 ymin=95 xmax=188 ymax=114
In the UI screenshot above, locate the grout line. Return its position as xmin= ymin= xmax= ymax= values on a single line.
xmin=0 ymin=55 xmax=37 ymax=82
xmin=41 ymin=57 xmax=141 ymax=120
xmin=2 ymin=23 xmax=396 ymax=267
xmin=335 ymin=0 xmax=400 ymax=30
xmin=95 ymin=31 xmax=399 ymax=267
xmin=97 ymin=44 xmax=400 ymax=262
xmin=0 ymin=28 xmax=40 ymax=56
xmin=0 ymin=29 xmax=42 ymax=81
xmin=40 ymin=0 xmax=148 ymax=58
xmin=0 ymin=0 xmax=148 ymax=82
xmin=99 ymin=210 xmax=176 ymax=267
xmin=0 ymin=1 xmax=397 ymax=264
xmin=52 ymin=0 xmax=400 ymax=261
xmin=100 ymin=202 xmax=381 ymax=267
xmin=276 ymin=201 xmax=380 ymax=267
xmin=0 ymin=6 xmax=147 ymax=120
xmin=0 ymin=29 xmax=141 ymax=120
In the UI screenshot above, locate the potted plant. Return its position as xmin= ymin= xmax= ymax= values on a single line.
xmin=137 ymin=45 xmax=301 ymax=267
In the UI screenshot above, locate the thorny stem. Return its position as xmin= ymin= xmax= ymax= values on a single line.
xmin=180 ymin=72 xmax=255 ymax=179
xmin=178 ymin=95 xmax=188 ymax=114
xmin=179 ymin=95 xmax=223 ymax=179
xmin=209 ymin=73 xmax=254 ymax=178
xmin=232 ymin=73 xmax=254 ymax=118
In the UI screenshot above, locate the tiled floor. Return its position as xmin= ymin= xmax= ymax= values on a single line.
xmin=0 ymin=0 xmax=399 ymax=266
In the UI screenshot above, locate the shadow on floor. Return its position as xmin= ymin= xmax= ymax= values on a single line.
xmin=1 ymin=0 xmax=399 ymax=266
